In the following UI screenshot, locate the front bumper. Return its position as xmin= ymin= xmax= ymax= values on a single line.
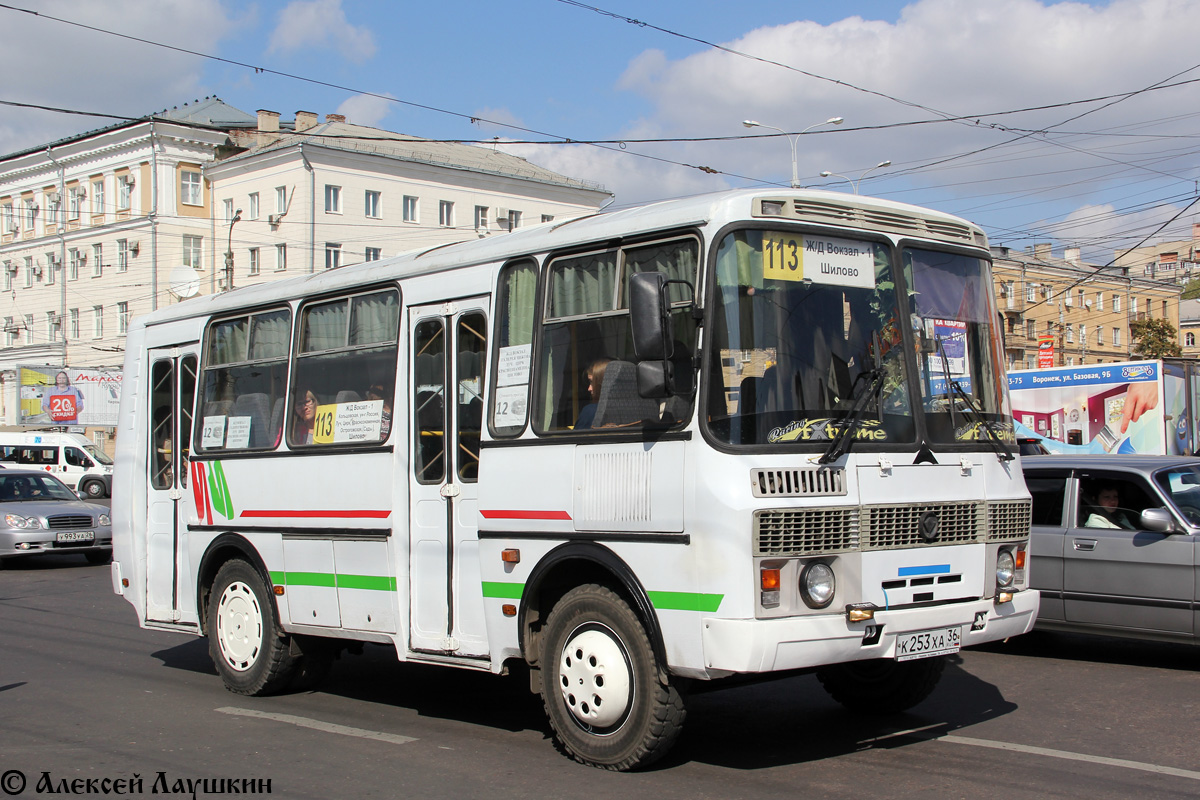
xmin=701 ymin=590 xmax=1038 ymax=674
xmin=0 ymin=528 xmax=114 ymax=558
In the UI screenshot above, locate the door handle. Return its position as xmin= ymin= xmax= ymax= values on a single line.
xmin=1072 ymin=539 xmax=1097 ymax=551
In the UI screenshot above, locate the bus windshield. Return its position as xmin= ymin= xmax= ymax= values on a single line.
xmin=904 ymin=247 xmax=1011 ymax=448
xmin=707 ymin=229 xmax=913 ymax=447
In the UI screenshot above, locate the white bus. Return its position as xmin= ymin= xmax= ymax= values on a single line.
xmin=112 ymin=189 xmax=1036 ymax=770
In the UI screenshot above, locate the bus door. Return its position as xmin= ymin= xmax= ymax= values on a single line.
xmin=145 ymin=344 xmax=199 ymax=624
xmin=408 ymin=299 xmax=490 ymax=656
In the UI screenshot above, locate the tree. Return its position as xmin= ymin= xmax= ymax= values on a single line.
xmin=1130 ymin=317 xmax=1183 ymax=358
xmin=1183 ymin=279 xmax=1200 ymax=300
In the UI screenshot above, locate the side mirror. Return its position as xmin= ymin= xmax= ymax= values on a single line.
xmin=629 ymin=272 xmax=673 ymax=361
xmin=1140 ymin=507 xmax=1176 ymax=533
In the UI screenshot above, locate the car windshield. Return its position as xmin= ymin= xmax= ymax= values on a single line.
xmin=85 ymin=445 xmax=113 ymax=465
xmin=707 ymin=229 xmax=913 ymax=447
xmin=1154 ymin=465 xmax=1200 ymax=525
xmin=0 ymin=474 xmax=77 ymax=502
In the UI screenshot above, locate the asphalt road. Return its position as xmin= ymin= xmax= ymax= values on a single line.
xmin=2 ymin=555 xmax=1198 ymax=799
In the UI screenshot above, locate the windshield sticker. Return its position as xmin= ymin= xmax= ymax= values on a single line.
xmin=761 ymin=232 xmax=875 ymax=290
xmin=225 ymin=416 xmax=253 ymax=449
xmin=200 ymin=415 xmax=227 ymax=449
xmin=493 ymin=384 xmax=528 ymax=428
xmin=767 ymin=418 xmax=888 ymax=443
xmin=955 ymin=419 xmax=1015 ymax=443
xmin=496 ymin=344 xmax=532 ymax=387
xmin=314 ymin=400 xmax=384 ymax=444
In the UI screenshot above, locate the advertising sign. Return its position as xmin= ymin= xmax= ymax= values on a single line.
xmin=17 ymin=365 xmax=122 ymax=428
xmin=1037 ymin=334 xmax=1055 ymax=368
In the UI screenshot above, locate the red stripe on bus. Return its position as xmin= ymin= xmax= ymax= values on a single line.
xmin=239 ymin=509 xmax=393 ymax=519
xmin=480 ymin=510 xmax=572 ymax=520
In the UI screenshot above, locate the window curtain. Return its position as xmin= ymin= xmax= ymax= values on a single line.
xmin=626 ymin=241 xmax=698 ymax=305
xmin=549 ymin=251 xmax=618 ymax=318
xmin=209 ymin=318 xmax=248 ymax=364
xmin=302 ymin=301 xmax=347 ymax=352
xmin=350 ymin=291 xmax=399 ymax=346
xmin=249 ymin=310 xmax=291 ymax=360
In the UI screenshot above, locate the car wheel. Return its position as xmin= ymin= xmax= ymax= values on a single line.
xmin=207 ymin=559 xmax=299 ymax=696
xmin=84 ymin=550 xmax=111 ymax=565
xmin=539 ymin=584 xmax=686 ymax=771
xmin=83 ymin=481 xmax=105 ymax=499
xmin=817 ymin=655 xmax=946 ymax=714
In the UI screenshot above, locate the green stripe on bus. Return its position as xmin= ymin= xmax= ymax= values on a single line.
xmin=336 ymin=574 xmax=397 ymax=592
xmin=647 ymin=591 xmax=724 ymax=612
xmin=270 ymin=571 xmax=396 ymax=591
xmin=481 ymin=581 xmax=525 ymax=599
xmin=282 ymin=571 xmax=337 ymax=588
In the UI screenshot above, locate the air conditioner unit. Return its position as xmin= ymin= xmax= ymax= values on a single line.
xmin=6 ymin=223 xmax=18 ymax=234
xmin=1085 ymin=299 xmax=1092 ymax=308
xmin=267 ymin=214 xmax=282 ymax=226
xmin=129 ymin=241 xmax=140 ymax=257
xmin=32 ymin=265 xmax=42 ymax=278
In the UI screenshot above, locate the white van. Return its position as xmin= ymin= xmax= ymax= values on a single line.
xmin=0 ymin=432 xmax=113 ymax=498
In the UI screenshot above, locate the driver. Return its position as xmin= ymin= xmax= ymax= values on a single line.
xmin=1085 ymin=483 xmax=1137 ymax=530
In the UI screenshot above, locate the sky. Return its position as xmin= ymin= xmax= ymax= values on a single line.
xmin=3 ymin=0 xmax=1200 ymax=264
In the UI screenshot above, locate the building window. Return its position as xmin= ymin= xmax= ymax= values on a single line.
xmin=2 ymin=203 xmax=12 ymax=234
xmin=1080 ymin=324 xmax=1087 ymax=342
xmin=325 ymin=185 xmax=341 ymax=213
xmin=1064 ymin=291 xmax=1073 ymax=307
xmin=365 ymin=247 xmax=381 ymax=262
xmin=1 ymin=261 xmax=9 ymax=291
xmin=181 ymin=170 xmax=202 ymax=206
xmin=1095 ymin=292 xmax=1103 ymax=310
xmin=182 ymin=235 xmax=202 ymax=269
xmin=68 ymin=248 xmax=80 ymax=281
xmin=1131 ymin=297 xmax=1138 ymax=314
xmin=45 ymin=253 xmax=55 ymax=286
xmin=248 ymin=192 xmax=259 ymax=220
xmin=365 ymin=190 xmax=380 ymax=218
xmin=67 ymin=188 xmax=82 ymax=221
xmin=1078 ymin=288 xmax=1086 ymax=308
xmin=23 ymin=256 xmax=33 ymax=288
xmin=1066 ymin=325 xmax=1074 ymax=343
xmin=92 ymin=305 xmax=103 ymax=339
xmin=1186 ymin=332 xmax=1194 ymax=347
xmin=1113 ymin=294 xmax=1121 ymax=312
xmin=276 ymin=243 xmax=287 ymax=271
xmin=508 ymin=210 xmax=522 ymax=230
xmin=223 ymin=198 xmax=234 ymax=223
xmin=276 ymin=186 xmax=287 ymax=214
xmin=23 ymin=314 xmax=33 ymax=345
xmin=3 ymin=316 xmax=13 ymax=347
xmin=92 ymin=243 xmax=103 ymax=277
xmin=69 ymin=308 xmax=79 ymax=339
xmin=1163 ymin=300 xmax=1169 ymax=318
xmin=117 ymin=239 xmax=129 ymax=272
xmin=542 ymin=214 xmax=554 ymax=224
xmin=118 ymin=176 xmax=133 ymax=211
xmin=89 ymin=179 xmax=104 ymax=218
xmin=47 ymin=312 xmax=59 ymax=342
xmin=1096 ymin=326 xmax=1104 ymax=346
xmin=1113 ymin=327 xmax=1121 ymax=346
xmin=439 ymin=200 xmax=454 ymax=227
xmin=325 ymin=243 xmax=342 ymax=270
xmin=1067 ymin=357 xmax=1075 ymax=366
xmin=24 ymin=198 xmax=37 ymax=231
xmin=248 ymin=247 xmax=260 ymax=275
xmin=475 ymin=205 xmax=489 ymax=231
xmin=1026 ymin=319 xmax=1036 ymax=339
xmin=403 ymin=195 xmax=418 ymax=222
xmin=118 ymin=302 xmax=129 ymax=334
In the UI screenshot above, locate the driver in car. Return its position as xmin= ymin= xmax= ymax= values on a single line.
xmin=1085 ymin=483 xmax=1138 ymax=530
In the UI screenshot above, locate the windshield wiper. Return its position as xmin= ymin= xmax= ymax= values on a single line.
xmin=934 ymin=336 xmax=1013 ymax=462
xmin=819 ymin=368 xmax=885 ymax=464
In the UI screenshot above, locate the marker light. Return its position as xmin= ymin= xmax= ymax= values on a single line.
xmin=846 ymin=603 xmax=876 ymax=622
xmin=501 ymin=604 xmax=517 ymax=617
xmin=760 ymin=567 xmax=781 ymax=607
xmin=501 ymin=549 xmax=521 ymax=564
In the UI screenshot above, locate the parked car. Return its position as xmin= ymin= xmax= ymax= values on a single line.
xmin=1022 ymin=454 xmax=1199 ymax=645
xmin=0 ymin=470 xmax=112 ymax=567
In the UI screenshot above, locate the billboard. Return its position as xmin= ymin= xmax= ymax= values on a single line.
xmin=17 ymin=365 xmax=122 ymax=428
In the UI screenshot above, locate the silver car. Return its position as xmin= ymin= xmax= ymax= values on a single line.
xmin=0 ymin=469 xmax=112 ymax=567
xmin=1023 ymin=454 xmax=1199 ymax=645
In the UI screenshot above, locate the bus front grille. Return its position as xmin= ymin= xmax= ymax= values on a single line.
xmin=861 ymin=502 xmax=985 ymax=549
xmin=753 ymin=507 xmax=859 ymax=556
xmin=986 ymin=499 xmax=1032 ymax=541
xmin=751 ymin=467 xmax=846 ymax=498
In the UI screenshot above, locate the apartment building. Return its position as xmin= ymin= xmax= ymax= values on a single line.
xmin=207 ymin=110 xmax=612 ymax=291
xmin=993 ymin=243 xmax=1181 ymax=369
xmin=1113 ymin=223 xmax=1200 ymax=285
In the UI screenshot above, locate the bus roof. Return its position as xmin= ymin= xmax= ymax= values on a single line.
xmin=135 ymin=188 xmax=986 ymax=329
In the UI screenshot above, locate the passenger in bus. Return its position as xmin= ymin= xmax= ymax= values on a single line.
xmin=156 ymin=438 xmax=173 ymax=486
xmin=292 ymin=389 xmax=319 ymax=444
xmin=366 ymin=383 xmax=393 ymax=439
xmin=574 ymin=357 xmax=611 ymax=430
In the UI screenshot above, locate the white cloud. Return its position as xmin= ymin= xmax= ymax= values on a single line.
xmin=267 ymin=0 xmax=375 ymax=63
xmin=0 ymin=0 xmax=235 ymax=156
xmin=335 ymin=93 xmax=395 ymax=128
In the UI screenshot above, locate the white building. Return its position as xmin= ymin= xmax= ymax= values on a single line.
xmin=208 ymin=110 xmax=611 ymax=290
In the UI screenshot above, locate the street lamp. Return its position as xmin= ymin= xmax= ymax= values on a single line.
xmin=224 ymin=208 xmax=242 ymax=291
xmin=742 ymin=116 xmax=844 ymax=188
xmin=820 ymin=160 xmax=892 ymax=194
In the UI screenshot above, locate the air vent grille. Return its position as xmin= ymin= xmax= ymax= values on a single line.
xmin=987 ymin=499 xmax=1032 ymax=541
xmin=754 ymin=507 xmax=859 ymax=556
xmin=861 ymin=502 xmax=985 ymax=549
xmin=751 ymin=467 xmax=846 ymax=498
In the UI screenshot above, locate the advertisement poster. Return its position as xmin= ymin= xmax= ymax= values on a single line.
xmin=18 ymin=365 xmax=122 ymax=428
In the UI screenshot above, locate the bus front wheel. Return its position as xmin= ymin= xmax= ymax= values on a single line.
xmin=539 ymin=584 xmax=686 ymax=771
xmin=207 ymin=560 xmax=298 ymax=696
xmin=816 ymin=655 xmax=946 ymax=714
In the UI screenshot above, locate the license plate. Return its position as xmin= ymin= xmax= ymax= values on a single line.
xmin=56 ymin=531 xmax=94 ymax=543
xmin=895 ymin=625 xmax=961 ymax=661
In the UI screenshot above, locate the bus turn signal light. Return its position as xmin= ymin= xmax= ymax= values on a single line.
xmin=760 ymin=568 xmax=781 ymax=591
xmin=501 ymin=549 xmax=521 ymax=564
xmin=1015 ymin=549 xmax=1026 ymax=570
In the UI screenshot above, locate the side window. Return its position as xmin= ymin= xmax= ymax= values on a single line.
xmin=1077 ymin=474 xmax=1155 ymax=530
xmin=64 ymin=447 xmax=91 ymax=469
xmin=490 ymin=260 xmax=536 ymax=437
xmin=179 ymin=355 xmax=197 ymax=488
xmin=535 ymin=237 xmax=699 ymax=433
xmin=198 ymin=308 xmax=291 ymax=452
xmin=414 ymin=319 xmax=446 ymax=483
xmin=18 ymin=447 xmax=57 ymax=465
xmin=1026 ymin=474 xmax=1067 ymax=526
xmin=151 ymin=360 xmax=173 ymax=489
xmin=457 ymin=311 xmax=486 ymax=482
xmin=289 ymin=289 xmax=399 ymax=447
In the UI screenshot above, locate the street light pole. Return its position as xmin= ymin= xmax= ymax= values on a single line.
xmin=742 ymin=116 xmax=844 ymax=188
xmin=820 ymin=160 xmax=892 ymax=194
xmin=224 ymin=208 xmax=241 ymax=292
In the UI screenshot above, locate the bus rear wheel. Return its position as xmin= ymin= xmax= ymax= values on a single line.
xmin=816 ymin=655 xmax=946 ymax=714
xmin=539 ymin=584 xmax=686 ymax=771
xmin=82 ymin=480 xmax=106 ymax=499
xmin=207 ymin=560 xmax=298 ymax=696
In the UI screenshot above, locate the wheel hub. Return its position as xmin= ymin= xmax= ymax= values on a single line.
xmin=558 ymin=625 xmax=633 ymax=730
xmin=216 ymin=581 xmax=262 ymax=671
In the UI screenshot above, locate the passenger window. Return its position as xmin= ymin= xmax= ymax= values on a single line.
xmin=1077 ymin=475 xmax=1155 ymax=530
xmin=19 ymin=447 xmax=57 ymax=465
xmin=1026 ymin=475 xmax=1067 ymax=526
xmin=457 ymin=312 xmax=486 ymax=482
xmin=151 ymin=360 xmax=173 ymax=489
xmin=490 ymin=260 xmax=536 ymax=437
xmin=414 ymin=319 xmax=446 ymax=483
xmin=64 ymin=447 xmax=91 ymax=468
xmin=535 ymin=237 xmax=698 ymax=433
xmin=289 ymin=289 xmax=399 ymax=447
xmin=198 ymin=308 xmax=291 ymax=451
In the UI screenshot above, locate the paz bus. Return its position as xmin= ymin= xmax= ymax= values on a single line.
xmin=111 ymin=188 xmax=1036 ymax=770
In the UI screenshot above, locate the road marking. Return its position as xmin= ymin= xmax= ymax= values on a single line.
xmin=862 ymin=725 xmax=1200 ymax=782
xmin=216 ymin=707 xmax=417 ymax=745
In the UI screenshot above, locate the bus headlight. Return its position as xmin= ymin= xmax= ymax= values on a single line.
xmin=996 ymin=549 xmax=1015 ymax=589
xmin=800 ymin=562 xmax=836 ymax=609
xmin=5 ymin=514 xmax=41 ymax=529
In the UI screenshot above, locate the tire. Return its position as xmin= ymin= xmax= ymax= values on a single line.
xmin=83 ymin=481 xmax=105 ymax=499
xmin=84 ymin=550 xmax=111 ymax=565
xmin=540 ymin=584 xmax=686 ymax=771
xmin=817 ymin=655 xmax=946 ymax=715
xmin=207 ymin=559 xmax=299 ymax=696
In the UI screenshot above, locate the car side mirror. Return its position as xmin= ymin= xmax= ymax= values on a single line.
xmin=1140 ymin=507 xmax=1176 ymax=533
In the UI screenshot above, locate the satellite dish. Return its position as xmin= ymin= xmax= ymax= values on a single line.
xmin=168 ymin=264 xmax=202 ymax=299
